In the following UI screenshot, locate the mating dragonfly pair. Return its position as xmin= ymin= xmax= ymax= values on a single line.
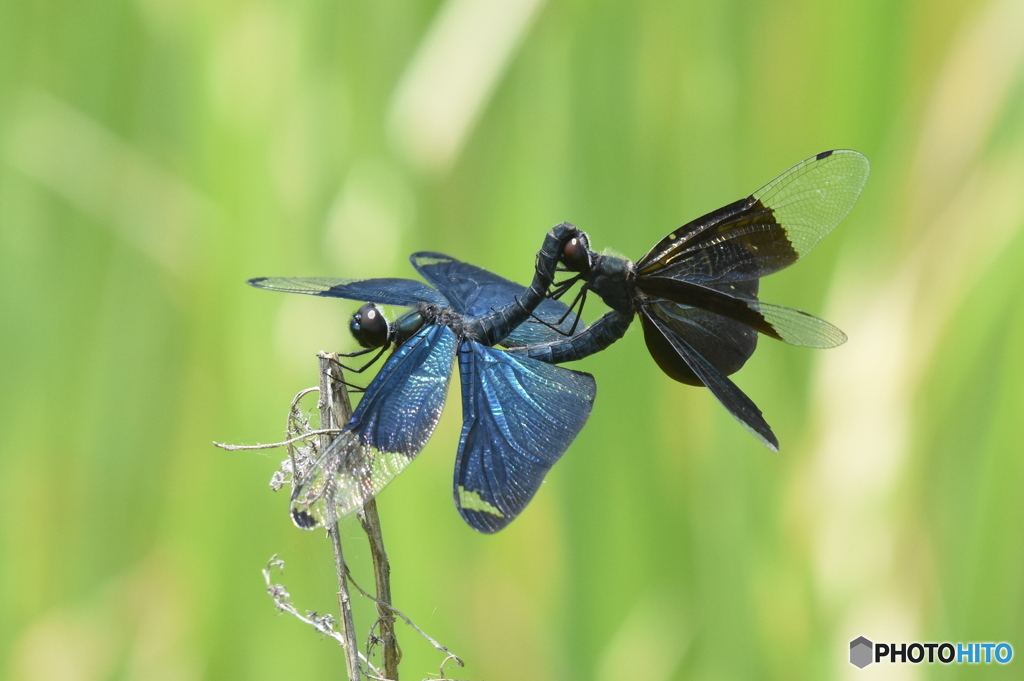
xmin=250 ymin=149 xmax=870 ymax=533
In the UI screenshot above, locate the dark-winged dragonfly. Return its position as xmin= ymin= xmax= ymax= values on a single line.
xmin=511 ymin=150 xmax=869 ymax=451
xmin=249 ymin=224 xmax=596 ymax=533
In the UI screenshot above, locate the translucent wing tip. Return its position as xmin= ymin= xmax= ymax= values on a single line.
xmin=816 ymin=147 xmax=870 ymax=166
xmin=835 ymin=147 xmax=869 ymax=177
xmin=748 ymin=148 xmax=871 ymax=261
xmin=757 ymin=303 xmax=850 ymax=348
xmin=827 ymin=326 xmax=849 ymax=348
xmin=810 ymin=149 xmax=871 ymax=195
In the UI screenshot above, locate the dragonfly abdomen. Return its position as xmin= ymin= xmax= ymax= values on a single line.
xmin=510 ymin=309 xmax=633 ymax=365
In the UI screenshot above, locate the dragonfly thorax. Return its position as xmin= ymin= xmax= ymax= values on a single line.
xmin=587 ymin=253 xmax=637 ymax=315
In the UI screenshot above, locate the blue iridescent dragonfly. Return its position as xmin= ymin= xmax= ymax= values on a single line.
xmin=512 ymin=150 xmax=870 ymax=451
xmin=249 ymin=225 xmax=596 ymax=533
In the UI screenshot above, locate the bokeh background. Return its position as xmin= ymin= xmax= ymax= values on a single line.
xmin=3 ymin=0 xmax=1024 ymax=679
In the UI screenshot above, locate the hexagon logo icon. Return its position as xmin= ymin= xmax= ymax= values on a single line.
xmin=850 ymin=636 xmax=873 ymax=668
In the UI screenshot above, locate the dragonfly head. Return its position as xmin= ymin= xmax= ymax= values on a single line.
xmin=349 ymin=303 xmax=390 ymax=349
xmin=560 ymin=231 xmax=593 ymax=274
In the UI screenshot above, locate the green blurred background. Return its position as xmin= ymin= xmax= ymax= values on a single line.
xmin=3 ymin=0 xmax=1024 ymax=678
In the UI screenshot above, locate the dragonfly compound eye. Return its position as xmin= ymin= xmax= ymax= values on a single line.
xmin=350 ymin=303 xmax=389 ymax=348
xmin=562 ymin=236 xmax=591 ymax=273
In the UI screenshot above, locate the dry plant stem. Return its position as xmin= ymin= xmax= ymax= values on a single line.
xmin=262 ymin=558 xmax=384 ymax=679
xmin=319 ymin=352 xmax=362 ymax=681
xmin=346 ymin=576 xmax=464 ymax=669
xmin=288 ymin=385 xmax=321 ymax=476
xmin=328 ymin=524 xmax=362 ymax=681
xmin=211 ymin=428 xmax=342 ymax=451
xmin=235 ymin=354 xmax=451 ymax=679
xmin=319 ymin=352 xmax=402 ymax=679
xmin=359 ymin=499 xmax=400 ymax=679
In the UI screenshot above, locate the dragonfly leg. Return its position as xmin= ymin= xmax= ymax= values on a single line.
xmin=522 ymin=286 xmax=589 ymax=337
xmin=550 ymin=273 xmax=583 ymax=301
xmin=320 ymin=356 xmax=371 ymax=392
xmin=331 ymin=344 xmax=389 ymax=374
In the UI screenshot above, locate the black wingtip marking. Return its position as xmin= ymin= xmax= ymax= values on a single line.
xmin=291 ymin=509 xmax=320 ymax=530
xmin=247 ymin=277 xmax=268 ymax=287
xmin=816 ymin=150 xmax=834 ymax=160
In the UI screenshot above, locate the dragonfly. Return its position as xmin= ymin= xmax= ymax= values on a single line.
xmin=249 ymin=224 xmax=597 ymax=533
xmin=511 ymin=150 xmax=870 ymax=451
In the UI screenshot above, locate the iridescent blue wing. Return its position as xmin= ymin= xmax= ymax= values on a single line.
xmin=349 ymin=323 xmax=458 ymax=453
xmin=636 ymin=150 xmax=869 ymax=284
xmin=453 ymin=341 xmax=597 ymax=533
xmin=247 ymin=277 xmax=446 ymax=307
xmin=409 ymin=252 xmax=584 ymax=343
xmin=409 ymin=252 xmax=505 ymax=314
xmin=289 ymin=324 xmax=458 ymax=529
xmin=640 ymin=310 xmax=778 ymax=452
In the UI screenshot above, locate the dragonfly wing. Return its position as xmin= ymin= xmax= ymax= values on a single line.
xmin=248 ymin=277 xmax=446 ymax=307
xmin=641 ymin=310 xmax=778 ymax=451
xmin=641 ymin=276 xmax=846 ymax=348
xmin=289 ymin=429 xmax=406 ymax=529
xmin=349 ymin=323 xmax=458 ymax=453
xmin=453 ymin=341 xmax=597 ymax=533
xmin=410 ymin=251 xmax=584 ymax=342
xmin=642 ymin=301 xmax=759 ymax=384
xmin=636 ymin=150 xmax=869 ymax=283
xmin=289 ymin=324 xmax=458 ymax=529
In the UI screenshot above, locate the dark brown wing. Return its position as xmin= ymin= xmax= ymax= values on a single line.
xmin=641 ymin=309 xmax=778 ymax=452
xmin=640 ymin=276 xmax=846 ymax=348
xmin=636 ymin=150 xmax=869 ymax=284
xmin=639 ymin=279 xmax=761 ymax=385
